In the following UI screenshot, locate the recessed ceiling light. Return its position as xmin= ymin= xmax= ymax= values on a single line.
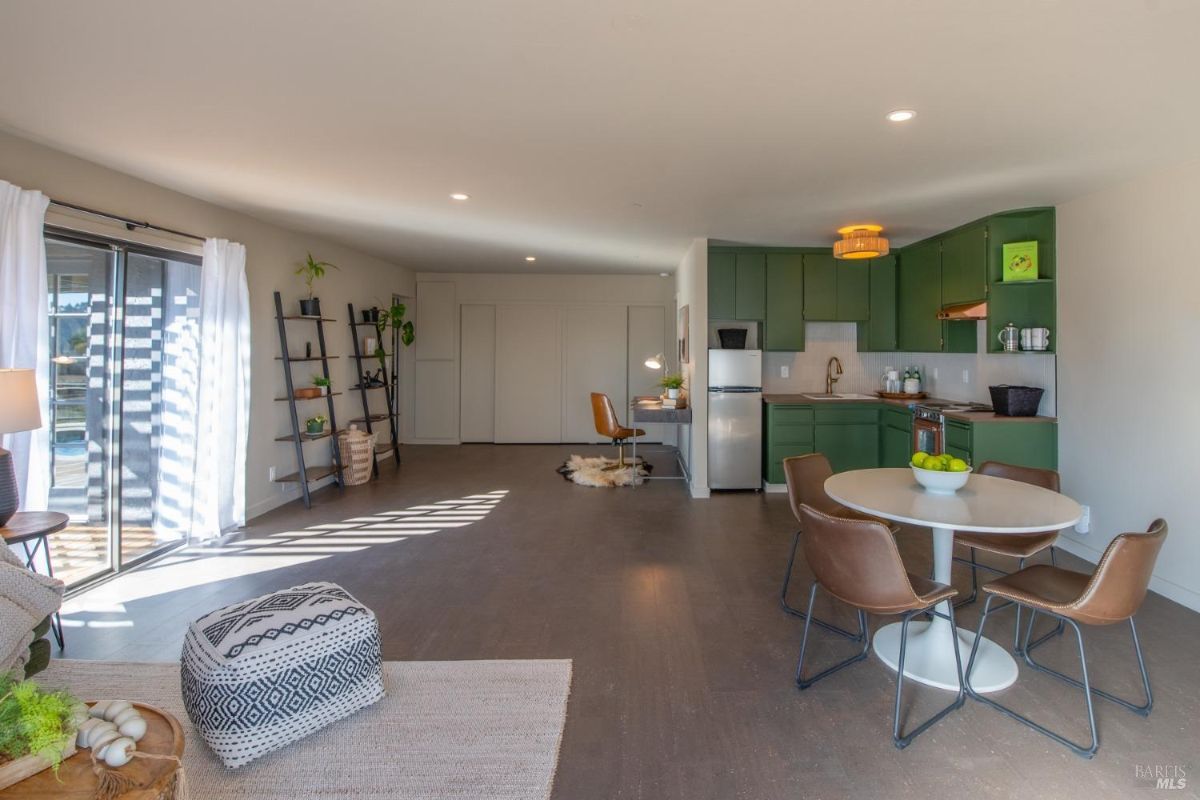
xmin=450 ymin=193 xmax=470 ymax=201
xmin=525 ymin=256 xmax=537 ymax=262
xmin=886 ymin=109 xmax=916 ymax=123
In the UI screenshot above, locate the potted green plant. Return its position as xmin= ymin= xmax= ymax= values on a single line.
xmin=304 ymin=415 xmax=328 ymax=436
xmin=295 ymin=253 xmax=339 ymax=316
xmin=372 ymin=300 xmax=415 ymax=374
xmin=659 ymin=373 xmax=685 ymax=400
xmin=312 ymin=375 xmax=331 ymax=396
xmin=0 ymin=676 xmax=84 ymax=788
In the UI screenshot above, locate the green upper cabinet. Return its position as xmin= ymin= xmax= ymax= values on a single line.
xmin=836 ymin=260 xmax=870 ymax=321
xmin=803 ymin=253 xmax=868 ymax=322
xmin=802 ymin=254 xmax=838 ymax=321
xmin=765 ymin=253 xmax=805 ymax=351
xmin=733 ymin=253 xmax=766 ymax=320
xmin=857 ymin=254 xmax=897 ymax=351
xmin=985 ymin=208 xmax=1057 ymax=353
xmin=708 ymin=252 xmax=736 ymax=319
xmin=941 ymin=222 xmax=988 ymax=306
xmin=897 ymin=239 xmax=943 ymax=352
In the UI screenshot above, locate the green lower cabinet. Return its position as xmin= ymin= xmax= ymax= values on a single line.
xmin=881 ymin=423 xmax=912 ymax=468
xmin=967 ymin=421 xmax=1058 ymax=471
xmin=814 ymin=422 xmax=880 ymax=474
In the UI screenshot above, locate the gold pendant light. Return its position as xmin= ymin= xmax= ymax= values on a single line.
xmin=833 ymin=224 xmax=889 ymax=260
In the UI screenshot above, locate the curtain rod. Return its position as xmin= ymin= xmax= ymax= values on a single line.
xmin=49 ymin=199 xmax=208 ymax=243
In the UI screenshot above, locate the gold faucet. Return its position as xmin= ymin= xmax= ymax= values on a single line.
xmin=826 ymin=356 xmax=843 ymax=394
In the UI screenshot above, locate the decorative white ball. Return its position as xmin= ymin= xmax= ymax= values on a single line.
xmin=117 ymin=715 xmax=147 ymax=742
xmin=76 ymin=718 xmax=103 ymax=747
xmin=102 ymin=737 xmax=137 ymax=768
xmin=112 ymin=707 xmax=140 ymax=727
xmin=88 ymin=701 xmax=111 ymax=719
xmin=89 ymin=728 xmax=121 ymax=753
xmin=103 ymin=701 xmax=133 ymax=721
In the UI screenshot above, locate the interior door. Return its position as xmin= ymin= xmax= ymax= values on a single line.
xmin=627 ymin=305 xmax=666 ymax=443
xmin=494 ymin=305 xmax=563 ymax=442
xmin=562 ymin=306 xmax=627 ymax=443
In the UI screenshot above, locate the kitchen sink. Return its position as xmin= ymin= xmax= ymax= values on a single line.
xmin=802 ymin=392 xmax=876 ymax=400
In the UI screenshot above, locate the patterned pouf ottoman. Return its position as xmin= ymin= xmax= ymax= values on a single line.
xmin=180 ymin=582 xmax=384 ymax=768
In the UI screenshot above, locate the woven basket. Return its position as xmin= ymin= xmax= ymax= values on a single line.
xmin=337 ymin=427 xmax=376 ymax=485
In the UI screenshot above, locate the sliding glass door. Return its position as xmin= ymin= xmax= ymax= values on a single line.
xmin=45 ymin=233 xmax=201 ymax=587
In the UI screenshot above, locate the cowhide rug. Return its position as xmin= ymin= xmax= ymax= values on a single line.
xmin=557 ymin=455 xmax=652 ymax=487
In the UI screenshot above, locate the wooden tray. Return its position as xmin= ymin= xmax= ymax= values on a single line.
xmin=0 ymin=703 xmax=184 ymax=800
xmin=876 ymin=391 xmax=928 ymax=400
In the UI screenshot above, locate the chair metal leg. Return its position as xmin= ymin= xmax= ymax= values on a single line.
xmin=965 ymin=596 xmax=1099 ymax=758
xmin=794 ymin=584 xmax=870 ymax=689
xmin=1023 ymin=611 xmax=1153 ymax=716
xmin=952 ymin=547 xmax=981 ymax=610
xmin=1012 ymin=549 xmax=1065 ymax=655
xmin=779 ymin=531 xmax=864 ymax=641
xmin=893 ymin=605 xmax=966 ymax=749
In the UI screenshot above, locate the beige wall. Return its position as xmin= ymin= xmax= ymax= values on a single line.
xmin=408 ymin=272 xmax=675 ymax=444
xmin=675 ymin=239 xmax=708 ymax=498
xmin=0 ymin=129 xmax=415 ymax=521
xmin=1057 ymin=160 xmax=1200 ymax=612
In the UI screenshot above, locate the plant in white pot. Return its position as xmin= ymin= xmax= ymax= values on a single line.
xmin=659 ymin=373 xmax=685 ymax=400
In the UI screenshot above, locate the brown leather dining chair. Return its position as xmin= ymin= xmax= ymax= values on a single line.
xmin=590 ymin=393 xmax=645 ymax=472
xmin=781 ymin=454 xmax=900 ymax=638
xmin=965 ymin=518 xmax=1168 ymax=758
xmin=952 ymin=461 xmax=1063 ymax=652
xmin=794 ymin=504 xmax=965 ymax=749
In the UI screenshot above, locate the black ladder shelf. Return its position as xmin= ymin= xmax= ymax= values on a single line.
xmin=273 ymin=291 xmax=344 ymax=508
xmin=347 ymin=303 xmax=401 ymax=476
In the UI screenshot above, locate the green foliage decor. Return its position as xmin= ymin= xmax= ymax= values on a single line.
xmin=373 ymin=301 xmax=415 ymax=370
xmin=312 ymin=375 xmax=331 ymax=388
xmin=658 ymin=373 xmax=685 ymax=390
xmin=0 ymin=675 xmax=84 ymax=772
xmin=295 ymin=253 xmax=339 ymax=299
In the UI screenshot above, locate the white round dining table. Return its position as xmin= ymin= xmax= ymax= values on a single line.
xmin=824 ymin=468 xmax=1083 ymax=693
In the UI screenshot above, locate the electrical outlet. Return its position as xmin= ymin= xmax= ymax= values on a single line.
xmin=932 ymin=367 xmax=938 ymax=380
xmin=1076 ymin=505 xmax=1090 ymax=535
xmin=781 ymin=366 xmax=789 ymax=379
xmin=962 ymin=369 xmax=970 ymax=384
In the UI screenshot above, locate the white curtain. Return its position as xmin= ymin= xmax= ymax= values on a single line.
xmin=189 ymin=239 xmax=250 ymax=540
xmin=0 ymin=181 xmax=50 ymax=512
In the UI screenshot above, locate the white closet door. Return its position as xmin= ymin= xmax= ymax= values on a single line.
xmin=628 ymin=305 xmax=667 ymax=443
xmin=562 ymin=306 xmax=628 ymax=443
xmin=459 ymin=304 xmax=496 ymax=442
xmin=494 ymin=305 xmax=563 ymax=442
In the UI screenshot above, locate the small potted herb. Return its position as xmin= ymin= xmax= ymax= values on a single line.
xmin=0 ymin=676 xmax=85 ymax=787
xmin=312 ymin=375 xmax=331 ymax=396
xmin=659 ymin=373 xmax=685 ymax=400
xmin=305 ymin=415 xmax=328 ymax=436
xmin=295 ymin=253 xmax=339 ymax=316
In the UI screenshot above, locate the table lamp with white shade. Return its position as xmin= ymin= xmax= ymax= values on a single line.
xmin=0 ymin=368 xmax=42 ymax=527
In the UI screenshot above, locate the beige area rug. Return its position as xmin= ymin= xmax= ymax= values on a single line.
xmin=557 ymin=454 xmax=651 ymax=487
xmin=40 ymin=659 xmax=572 ymax=800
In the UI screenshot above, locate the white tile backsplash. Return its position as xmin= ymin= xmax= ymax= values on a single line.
xmin=760 ymin=322 xmax=1057 ymax=415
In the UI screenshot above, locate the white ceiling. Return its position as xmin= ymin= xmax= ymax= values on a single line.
xmin=2 ymin=1 xmax=1198 ymax=274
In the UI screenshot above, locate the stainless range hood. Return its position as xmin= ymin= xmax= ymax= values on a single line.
xmin=937 ymin=301 xmax=988 ymax=321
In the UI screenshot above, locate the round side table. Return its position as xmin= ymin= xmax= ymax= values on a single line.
xmin=1 ymin=511 xmax=69 ymax=649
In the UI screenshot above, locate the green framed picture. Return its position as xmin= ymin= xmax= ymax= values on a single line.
xmin=1002 ymin=241 xmax=1038 ymax=282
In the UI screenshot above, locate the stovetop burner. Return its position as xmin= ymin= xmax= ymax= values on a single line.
xmin=914 ymin=401 xmax=993 ymax=417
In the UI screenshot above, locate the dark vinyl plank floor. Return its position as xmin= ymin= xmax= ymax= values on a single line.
xmin=58 ymin=444 xmax=1200 ymax=799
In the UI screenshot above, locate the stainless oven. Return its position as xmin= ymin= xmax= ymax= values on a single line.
xmin=913 ymin=406 xmax=943 ymax=455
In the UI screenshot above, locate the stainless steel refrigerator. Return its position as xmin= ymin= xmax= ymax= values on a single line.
xmin=708 ymin=350 xmax=763 ymax=489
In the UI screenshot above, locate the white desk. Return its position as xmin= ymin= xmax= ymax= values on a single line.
xmin=825 ymin=468 xmax=1082 ymax=692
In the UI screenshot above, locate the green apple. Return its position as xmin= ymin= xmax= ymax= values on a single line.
xmin=948 ymin=458 xmax=969 ymax=472
xmin=922 ymin=459 xmax=944 ymax=472
xmin=911 ymin=451 xmax=930 ymax=468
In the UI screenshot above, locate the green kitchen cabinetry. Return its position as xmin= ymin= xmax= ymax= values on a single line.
xmin=857 ymin=254 xmax=898 ymax=351
xmin=804 ymin=254 xmax=869 ymax=322
xmin=940 ymin=222 xmax=988 ymax=306
xmin=986 ymin=208 xmax=1057 ymax=353
xmin=815 ymin=421 xmax=879 ymax=473
xmin=709 ymin=251 xmax=766 ymax=321
xmin=765 ymin=253 xmax=805 ymax=351
xmin=943 ymin=417 xmax=1057 ymax=470
xmin=708 ymin=252 xmax=736 ymax=319
xmin=897 ymin=239 xmax=976 ymax=354
xmin=880 ymin=406 xmax=912 ymax=467
xmin=764 ymin=403 xmax=815 ymax=484
xmin=734 ymin=253 xmax=766 ymax=320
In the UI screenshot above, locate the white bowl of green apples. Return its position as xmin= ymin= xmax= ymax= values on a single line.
xmin=910 ymin=452 xmax=972 ymax=494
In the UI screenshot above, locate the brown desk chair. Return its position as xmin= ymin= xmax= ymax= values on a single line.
xmin=780 ymin=454 xmax=901 ymax=633
xmin=590 ymin=393 xmax=645 ymax=472
xmin=965 ymin=518 xmax=1168 ymax=758
xmin=952 ymin=461 xmax=1062 ymax=651
xmin=794 ymin=504 xmax=964 ymax=749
